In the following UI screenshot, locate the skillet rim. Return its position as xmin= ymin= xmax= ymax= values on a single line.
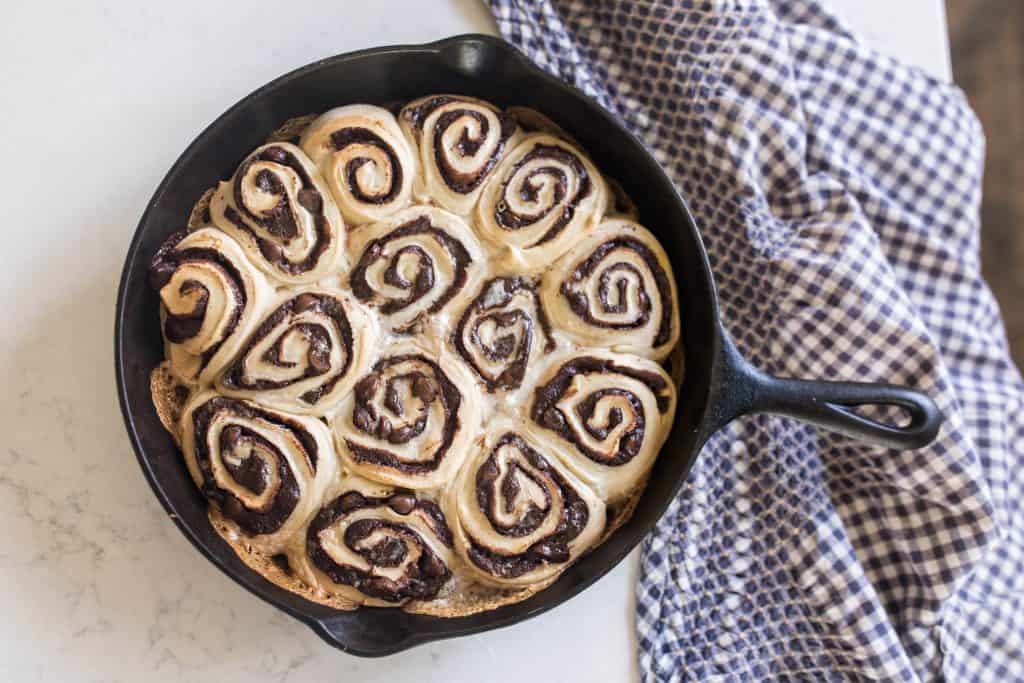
xmin=114 ymin=32 xmax=720 ymax=656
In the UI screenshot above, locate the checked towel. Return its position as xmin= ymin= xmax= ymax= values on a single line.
xmin=486 ymin=1 xmax=1024 ymax=681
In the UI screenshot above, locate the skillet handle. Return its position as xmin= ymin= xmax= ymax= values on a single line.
xmin=707 ymin=334 xmax=943 ymax=450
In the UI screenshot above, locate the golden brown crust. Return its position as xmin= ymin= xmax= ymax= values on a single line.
xmin=150 ymin=362 xmax=189 ymax=447
xmin=186 ymin=188 xmax=216 ymax=231
xmin=266 ymin=114 xmax=318 ymax=143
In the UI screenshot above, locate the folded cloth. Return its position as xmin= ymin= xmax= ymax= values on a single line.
xmin=486 ymin=1 xmax=1024 ymax=680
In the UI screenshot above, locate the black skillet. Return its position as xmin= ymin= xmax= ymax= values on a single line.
xmin=114 ymin=34 xmax=942 ymax=657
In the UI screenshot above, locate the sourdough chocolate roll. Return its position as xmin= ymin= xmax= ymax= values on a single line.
xmin=445 ymin=418 xmax=606 ymax=588
xmin=527 ymin=350 xmax=677 ymax=502
xmin=149 ymin=97 xmax=685 ymax=617
xmin=149 ymin=227 xmax=273 ymax=386
xmin=399 ymin=94 xmax=522 ymax=215
xmin=453 ymin=275 xmax=557 ymax=393
xmin=329 ymin=341 xmax=483 ymax=490
xmin=295 ymin=480 xmax=455 ymax=606
xmin=179 ymin=391 xmax=338 ymax=554
xmin=542 ymin=219 xmax=680 ymax=361
xmin=347 ymin=205 xmax=485 ymax=334
xmin=300 ymin=105 xmax=416 ymax=225
xmin=209 ymin=142 xmax=346 ymax=285
xmin=475 ymin=132 xmax=607 ymax=269
xmin=215 ymin=288 xmax=378 ymax=416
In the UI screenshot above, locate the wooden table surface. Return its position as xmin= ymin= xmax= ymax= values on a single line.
xmin=948 ymin=0 xmax=1024 ymax=369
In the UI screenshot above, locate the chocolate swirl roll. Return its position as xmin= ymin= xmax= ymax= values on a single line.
xmin=348 ymin=205 xmax=485 ymax=334
xmin=149 ymin=227 xmax=273 ymax=385
xmin=445 ymin=419 xmax=606 ymax=587
xmin=542 ymin=219 xmax=680 ymax=361
xmin=330 ymin=343 xmax=482 ymax=490
xmin=215 ymin=288 xmax=378 ymax=416
xmin=300 ymin=105 xmax=416 ymax=225
xmin=528 ymin=351 xmax=677 ymax=502
xmin=298 ymin=481 xmax=455 ymax=606
xmin=454 ymin=276 xmax=556 ymax=392
xmin=475 ymin=133 xmax=607 ymax=268
xmin=209 ymin=142 xmax=346 ymax=285
xmin=179 ymin=391 xmax=337 ymax=553
xmin=399 ymin=95 xmax=522 ymax=215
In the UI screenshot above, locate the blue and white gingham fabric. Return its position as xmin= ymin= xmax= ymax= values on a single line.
xmin=487 ymin=1 xmax=1024 ymax=680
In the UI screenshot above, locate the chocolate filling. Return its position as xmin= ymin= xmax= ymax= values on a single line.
xmin=223 ymin=145 xmax=333 ymax=276
xmin=429 ymin=106 xmax=517 ymax=194
xmin=329 ymin=127 xmax=403 ymax=204
xmin=149 ymin=232 xmax=247 ymax=374
xmin=467 ymin=433 xmax=590 ymax=578
xmin=344 ymin=354 xmax=462 ymax=475
xmin=307 ymin=491 xmax=452 ymax=602
xmin=190 ymin=396 xmax=319 ymax=536
xmin=162 ymin=279 xmax=209 ymax=343
xmin=530 ymin=356 xmax=671 ymax=467
xmin=402 ymin=95 xmax=457 ymax=129
xmin=349 ymin=216 xmax=472 ymax=331
xmin=219 ymin=293 xmax=354 ymax=406
xmin=494 ymin=143 xmax=592 ymax=247
xmin=454 ymin=276 xmax=555 ymax=391
xmin=560 ymin=236 xmax=674 ymax=346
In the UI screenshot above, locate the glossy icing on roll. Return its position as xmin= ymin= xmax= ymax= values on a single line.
xmin=528 ymin=350 xmax=677 ymax=502
xmin=475 ymin=132 xmax=607 ymax=268
xmin=297 ymin=480 xmax=455 ymax=606
xmin=329 ymin=342 xmax=482 ymax=490
xmin=179 ymin=392 xmax=337 ymax=553
xmin=445 ymin=418 xmax=605 ymax=587
xmin=348 ymin=205 xmax=485 ymax=334
xmin=400 ymin=94 xmax=522 ymax=215
xmin=209 ymin=142 xmax=346 ymax=284
xmin=542 ymin=219 xmax=680 ymax=360
xmin=215 ymin=288 xmax=378 ymax=415
xmin=149 ymin=95 xmax=684 ymax=617
xmin=149 ymin=227 xmax=273 ymax=385
xmin=454 ymin=275 xmax=556 ymax=392
xmin=300 ymin=105 xmax=416 ymax=225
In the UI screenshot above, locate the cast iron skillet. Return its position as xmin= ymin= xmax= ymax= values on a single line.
xmin=115 ymin=34 xmax=942 ymax=657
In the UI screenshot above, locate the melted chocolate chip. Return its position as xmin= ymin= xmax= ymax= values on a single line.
xmin=292 ymin=292 xmax=321 ymax=313
xmin=388 ymin=493 xmax=417 ymax=515
xmin=296 ymin=187 xmax=322 ymax=213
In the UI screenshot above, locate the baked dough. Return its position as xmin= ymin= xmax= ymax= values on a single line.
xmin=148 ymin=97 xmax=682 ymax=614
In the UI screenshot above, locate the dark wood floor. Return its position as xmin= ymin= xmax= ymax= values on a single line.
xmin=947 ymin=0 xmax=1024 ymax=369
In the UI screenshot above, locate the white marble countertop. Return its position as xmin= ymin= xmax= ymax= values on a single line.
xmin=0 ymin=1 xmax=948 ymax=681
